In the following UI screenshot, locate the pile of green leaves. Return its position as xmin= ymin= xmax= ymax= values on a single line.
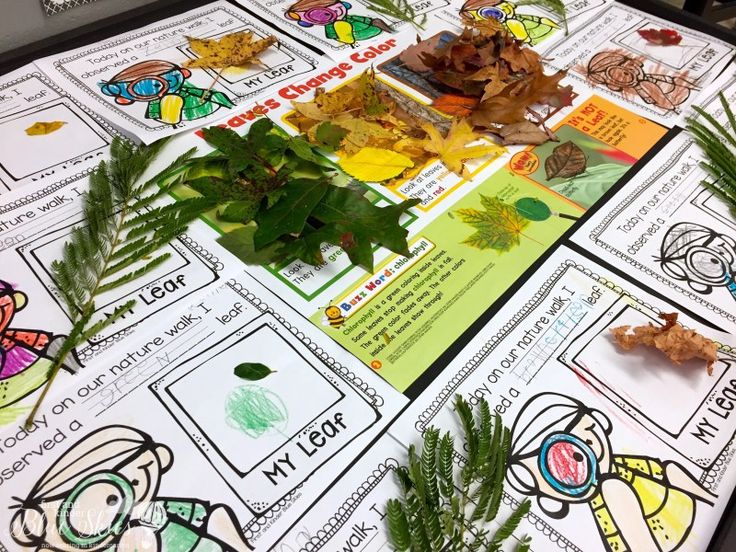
xmin=176 ymin=119 xmax=419 ymax=271
xmin=387 ymin=395 xmax=531 ymax=552
xmin=688 ymin=93 xmax=736 ymax=216
xmin=27 ymin=138 xmax=211 ymax=426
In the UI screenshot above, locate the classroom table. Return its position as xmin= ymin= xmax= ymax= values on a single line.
xmin=1 ymin=1 xmax=734 ymax=550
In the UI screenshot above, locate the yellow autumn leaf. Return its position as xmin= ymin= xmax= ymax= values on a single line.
xmin=185 ymin=31 xmax=276 ymax=69
xmin=333 ymin=117 xmax=398 ymax=154
xmin=339 ymin=148 xmax=414 ymax=182
xmin=25 ymin=121 xmax=66 ymax=136
xmin=420 ymin=119 xmax=505 ymax=176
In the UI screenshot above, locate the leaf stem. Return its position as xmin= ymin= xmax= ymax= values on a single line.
xmin=201 ymin=66 xmax=226 ymax=105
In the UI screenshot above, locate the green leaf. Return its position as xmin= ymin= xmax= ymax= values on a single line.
xmin=312 ymin=187 xmax=419 ymax=257
xmin=218 ymin=199 xmax=260 ymax=223
xmin=387 ymin=499 xmax=412 ymax=551
xmin=315 ymin=122 xmax=349 ymax=151
xmin=254 ymin=178 xmax=330 ymax=250
xmin=201 ymin=126 xmax=248 ymax=155
xmin=233 ymin=362 xmax=275 ymax=381
xmin=216 ymin=226 xmax=283 ymax=266
xmin=287 ymin=135 xmax=324 ymax=164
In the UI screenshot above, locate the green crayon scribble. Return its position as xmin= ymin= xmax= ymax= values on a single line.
xmin=226 ymin=385 xmax=288 ymax=438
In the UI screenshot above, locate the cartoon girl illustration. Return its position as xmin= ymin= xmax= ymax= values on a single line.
xmin=10 ymin=425 xmax=252 ymax=552
xmin=586 ymin=50 xmax=697 ymax=113
xmin=285 ymin=0 xmax=391 ymax=47
xmin=507 ymin=393 xmax=716 ymax=552
xmin=0 ymin=280 xmax=80 ymax=410
xmin=100 ymin=60 xmax=234 ymax=126
xmin=656 ymin=222 xmax=736 ymax=300
xmin=460 ymin=0 xmax=558 ymax=45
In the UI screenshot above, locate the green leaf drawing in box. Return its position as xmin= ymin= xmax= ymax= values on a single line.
xmin=456 ymin=194 xmax=531 ymax=252
xmin=226 ymin=385 xmax=288 ymax=438
xmin=233 ymin=362 xmax=276 ymax=381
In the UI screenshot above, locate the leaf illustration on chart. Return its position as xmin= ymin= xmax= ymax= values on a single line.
xmin=25 ymin=121 xmax=66 ymax=136
xmin=233 ymin=362 xmax=276 ymax=381
xmin=456 ymin=195 xmax=531 ymax=252
xmin=545 ymin=141 xmax=587 ymax=180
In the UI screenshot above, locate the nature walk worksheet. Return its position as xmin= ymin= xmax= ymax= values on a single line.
xmin=1 ymin=1 xmax=736 ymax=551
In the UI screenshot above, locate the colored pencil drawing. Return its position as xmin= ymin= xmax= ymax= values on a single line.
xmin=9 ymin=425 xmax=253 ymax=552
xmin=578 ymin=49 xmax=698 ymax=114
xmin=0 ymin=279 xmax=81 ymax=413
xmin=100 ymin=60 xmax=234 ymax=126
xmin=460 ymin=0 xmax=558 ymax=45
xmin=285 ymin=1 xmax=391 ymax=47
xmin=656 ymin=222 xmax=736 ymax=300
xmin=226 ymin=385 xmax=289 ymax=438
xmin=507 ymin=393 xmax=715 ymax=552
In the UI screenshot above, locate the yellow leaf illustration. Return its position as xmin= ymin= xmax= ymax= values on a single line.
xmin=185 ymin=31 xmax=277 ymax=69
xmin=339 ymin=148 xmax=414 ymax=182
xmin=25 ymin=121 xmax=66 ymax=136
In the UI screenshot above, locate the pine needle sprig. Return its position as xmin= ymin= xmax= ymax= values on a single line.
xmin=364 ymin=0 xmax=427 ymax=30
xmin=688 ymin=93 xmax=736 ymax=216
xmin=387 ymin=395 xmax=531 ymax=552
xmin=517 ymin=0 xmax=568 ymax=34
xmin=25 ymin=138 xmax=213 ymax=428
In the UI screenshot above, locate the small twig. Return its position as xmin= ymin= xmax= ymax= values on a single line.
xmin=201 ymin=66 xmax=226 ymax=104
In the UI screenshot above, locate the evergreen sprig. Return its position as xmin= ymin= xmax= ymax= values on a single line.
xmin=517 ymin=0 xmax=568 ymax=34
xmin=387 ymin=395 xmax=530 ymax=552
xmin=688 ymin=92 xmax=736 ymax=216
xmin=25 ymin=138 xmax=213 ymax=427
xmin=364 ymin=0 xmax=427 ymax=30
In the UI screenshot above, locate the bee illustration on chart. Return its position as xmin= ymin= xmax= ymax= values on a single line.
xmin=322 ymin=305 xmax=345 ymax=329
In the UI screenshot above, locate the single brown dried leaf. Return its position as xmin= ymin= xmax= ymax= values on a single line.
xmin=544 ymin=141 xmax=587 ymax=179
xmin=399 ymin=34 xmax=443 ymax=72
xmin=497 ymin=121 xmax=549 ymax=145
xmin=610 ymin=312 xmax=718 ymax=375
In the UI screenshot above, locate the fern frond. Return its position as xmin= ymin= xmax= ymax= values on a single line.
xmin=487 ymin=500 xmax=531 ymax=552
xmin=422 ymin=427 xmax=440 ymax=509
xmin=387 ymin=499 xmax=412 ymax=551
xmin=97 ymin=254 xmax=171 ymax=294
xmin=439 ymin=432 xmax=455 ymax=499
xmin=76 ymin=300 xmax=136 ymax=343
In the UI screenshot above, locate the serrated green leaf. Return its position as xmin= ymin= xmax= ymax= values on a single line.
xmin=218 ymin=199 xmax=260 ymax=223
xmin=315 ymin=122 xmax=349 ymax=150
xmin=216 ymin=226 xmax=283 ymax=266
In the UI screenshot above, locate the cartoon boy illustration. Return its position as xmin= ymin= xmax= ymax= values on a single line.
xmin=657 ymin=222 xmax=736 ymax=300
xmin=0 ymin=279 xmax=81 ymax=409
xmin=586 ymin=50 xmax=696 ymax=113
xmin=507 ymin=393 xmax=715 ymax=552
xmin=100 ymin=60 xmax=234 ymax=126
xmin=460 ymin=0 xmax=558 ymax=45
xmin=10 ymin=425 xmax=252 ymax=552
xmin=285 ymin=0 xmax=391 ymax=46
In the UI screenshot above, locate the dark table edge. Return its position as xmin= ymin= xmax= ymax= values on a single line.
xmin=1 ymin=1 xmax=735 ymax=551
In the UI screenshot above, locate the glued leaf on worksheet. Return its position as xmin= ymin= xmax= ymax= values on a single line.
xmin=610 ymin=312 xmax=718 ymax=375
xmin=456 ymin=194 xmax=531 ymax=253
xmin=185 ymin=31 xmax=277 ymax=69
xmin=25 ymin=121 xmax=66 ymax=136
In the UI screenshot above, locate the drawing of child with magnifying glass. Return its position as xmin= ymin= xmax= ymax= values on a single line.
xmin=460 ymin=0 xmax=558 ymax=45
xmin=507 ymin=393 xmax=715 ymax=552
xmin=285 ymin=0 xmax=391 ymax=47
xmin=100 ymin=60 xmax=234 ymax=126
xmin=10 ymin=425 xmax=252 ymax=552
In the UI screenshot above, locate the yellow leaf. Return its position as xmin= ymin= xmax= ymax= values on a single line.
xmin=420 ymin=120 xmax=505 ymax=176
xmin=333 ymin=117 xmax=398 ymax=154
xmin=339 ymin=148 xmax=414 ymax=182
xmin=185 ymin=31 xmax=276 ymax=69
xmin=25 ymin=121 xmax=66 ymax=136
